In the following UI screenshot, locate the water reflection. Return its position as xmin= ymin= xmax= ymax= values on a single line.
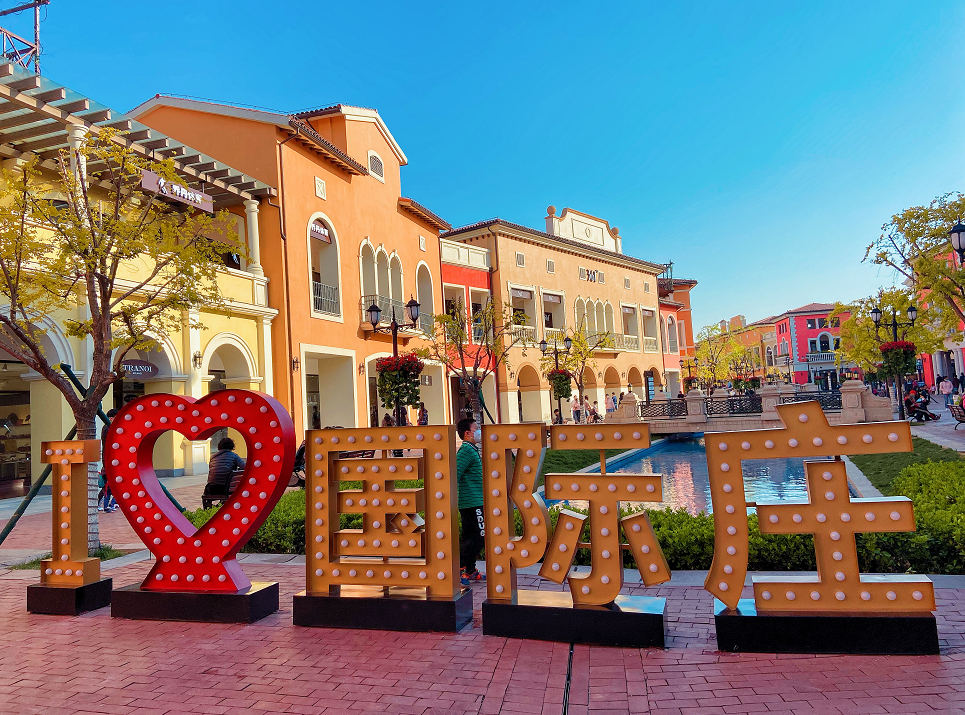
xmin=568 ymin=438 xmax=811 ymax=515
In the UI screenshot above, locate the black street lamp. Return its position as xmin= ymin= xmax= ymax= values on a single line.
xmin=540 ymin=335 xmax=572 ymax=422
xmin=871 ymin=303 xmax=918 ymax=420
xmin=368 ymin=295 xmax=421 ymax=426
xmin=951 ymin=223 xmax=965 ymax=265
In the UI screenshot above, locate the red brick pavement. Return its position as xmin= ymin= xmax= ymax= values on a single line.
xmin=0 ymin=563 xmax=961 ymax=714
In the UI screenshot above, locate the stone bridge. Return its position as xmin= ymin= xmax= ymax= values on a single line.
xmin=605 ymin=380 xmax=894 ymax=435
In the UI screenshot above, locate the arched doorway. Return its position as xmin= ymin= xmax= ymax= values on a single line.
xmin=603 ymin=366 xmax=621 ymax=412
xmin=627 ymin=366 xmax=643 ymax=400
xmin=205 ymin=339 xmax=255 ymax=457
xmin=516 ymin=365 xmax=544 ymax=423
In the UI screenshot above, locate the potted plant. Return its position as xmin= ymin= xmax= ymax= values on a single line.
xmin=375 ymin=352 xmax=425 ymax=423
xmin=546 ymin=368 xmax=572 ymax=402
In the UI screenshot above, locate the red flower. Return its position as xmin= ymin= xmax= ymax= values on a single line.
xmin=880 ymin=340 xmax=916 ymax=354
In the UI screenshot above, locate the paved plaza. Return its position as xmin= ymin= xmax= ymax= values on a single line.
xmin=0 ymin=558 xmax=960 ymax=714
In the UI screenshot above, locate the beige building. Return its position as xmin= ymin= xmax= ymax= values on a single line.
xmin=443 ymin=207 xmax=681 ymax=423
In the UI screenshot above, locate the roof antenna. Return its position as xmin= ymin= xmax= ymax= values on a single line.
xmin=0 ymin=0 xmax=49 ymax=73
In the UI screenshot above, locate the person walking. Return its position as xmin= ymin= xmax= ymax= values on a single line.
xmin=572 ymin=399 xmax=581 ymax=424
xmin=940 ymin=376 xmax=954 ymax=408
xmin=417 ymin=402 xmax=429 ymax=426
xmin=456 ymin=417 xmax=485 ymax=586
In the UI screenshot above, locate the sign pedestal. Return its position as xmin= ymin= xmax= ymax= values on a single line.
xmin=111 ymin=582 xmax=279 ymax=624
xmin=483 ymin=590 xmax=666 ymax=648
xmin=294 ymin=586 xmax=473 ymax=632
xmin=715 ymin=599 xmax=939 ymax=655
xmin=27 ymin=578 xmax=112 ymax=615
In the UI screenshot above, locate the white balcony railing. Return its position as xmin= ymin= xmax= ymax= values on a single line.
xmin=643 ymin=336 xmax=659 ymax=353
xmin=544 ymin=327 xmax=566 ymax=344
xmin=510 ymin=324 xmax=537 ymax=344
xmin=613 ymin=334 xmax=639 ymax=351
xmin=313 ymin=282 xmax=339 ymax=316
xmin=806 ymin=351 xmax=836 ymax=363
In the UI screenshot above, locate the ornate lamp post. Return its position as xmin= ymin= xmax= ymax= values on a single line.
xmin=950 ymin=223 xmax=965 ymax=265
xmin=540 ymin=335 xmax=573 ymax=422
xmin=368 ymin=295 xmax=421 ymax=426
xmin=870 ymin=303 xmax=917 ymax=420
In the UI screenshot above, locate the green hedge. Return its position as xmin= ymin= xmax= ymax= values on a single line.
xmin=181 ymin=462 xmax=965 ymax=574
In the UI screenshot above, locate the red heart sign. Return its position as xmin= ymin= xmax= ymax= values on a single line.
xmin=103 ymin=390 xmax=295 ymax=592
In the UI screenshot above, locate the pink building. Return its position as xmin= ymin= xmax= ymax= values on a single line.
xmin=770 ymin=303 xmax=852 ymax=388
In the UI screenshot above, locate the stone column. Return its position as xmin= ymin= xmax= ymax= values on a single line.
xmin=67 ymin=124 xmax=88 ymax=187
xmin=143 ymin=378 xmax=187 ymax=476
xmin=684 ymin=388 xmax=706 ymax=425
xmin=256 ymin=316 xmax=274 ymax=395
xmin=244 ymin=199 xmax=264 ymax=277
xmin=839 ymin=379 xmax=866 ymax=424
xmin=759 ymin=383 xmax=781 ymax=424
xmin=611 ymin=390 xmax=640 ymax=423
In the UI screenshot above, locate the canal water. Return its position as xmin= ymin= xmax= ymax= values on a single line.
xmin=567 ymin=438 xmax=814 ymax=515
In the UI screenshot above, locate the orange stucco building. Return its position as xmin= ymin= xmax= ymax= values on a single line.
xmin=131 ymin=97 xmax=452 ymax=434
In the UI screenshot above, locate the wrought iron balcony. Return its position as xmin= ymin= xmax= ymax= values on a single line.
xmin=359 ymin=294 xmax=406 ymax=326
xmin=312 ymin=282 xmax=339 ymax=316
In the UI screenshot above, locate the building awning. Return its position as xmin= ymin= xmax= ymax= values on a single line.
xmin=511 ymin=288 xmax=533 ymax=300
xmin=0 ymin=62 xmax=276 ymax=208
xmin=542 ymin=293 xmax=562 ymax=304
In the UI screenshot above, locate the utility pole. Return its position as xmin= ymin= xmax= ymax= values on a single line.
xmin=0 ymin=1 xmax=49 ymax=73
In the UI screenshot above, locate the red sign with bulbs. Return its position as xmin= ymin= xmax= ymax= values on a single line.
xmin=103 ymin=390 xmax=295 ymax=592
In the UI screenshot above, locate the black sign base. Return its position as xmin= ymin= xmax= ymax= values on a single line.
xmin=482 ymin=589 xmax=666 ymax=648
xmin=293 ymin=585 xmax=473 ymax=632
xmin=27 ymin=578 xmax=112 ymax=615
xmin=111 ymin=581 xmax=279 ymax=624
xmin=715 ymin=599 xmax=940 ymax=655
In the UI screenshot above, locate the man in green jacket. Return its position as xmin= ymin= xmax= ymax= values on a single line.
xmin=456 ymin=417 xmax=485 ymax=585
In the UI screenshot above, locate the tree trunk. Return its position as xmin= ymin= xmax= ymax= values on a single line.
xmin=76 ymin=415 xmax=100 ymax=554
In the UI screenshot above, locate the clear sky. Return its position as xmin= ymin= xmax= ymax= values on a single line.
xmin=16 ymin=1 xmax=965 ymax=329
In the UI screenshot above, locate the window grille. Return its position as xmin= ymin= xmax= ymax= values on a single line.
xmin=369 ymin=153 xmax=384 ymax=178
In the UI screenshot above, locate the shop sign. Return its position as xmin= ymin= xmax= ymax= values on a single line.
xmin=310 ymin=220 xmax=331 ymax=243
xmin=140 ymin=170 xmax=213 ymax=213
xmin=121 ymin=359 xmax=159 ymax=380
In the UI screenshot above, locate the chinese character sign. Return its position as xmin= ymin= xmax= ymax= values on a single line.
xmin=103 ymin=391 xmax=295 ymax=591
xmin=305 ymin=426 xmax=459 ymax=597
xmin=483 ymin=424 xmax=669 ymax=606
xmin=40 ymin=440 xmax=101 ymax=586
xmin=705 ymin=401 xmax=935 ymax=613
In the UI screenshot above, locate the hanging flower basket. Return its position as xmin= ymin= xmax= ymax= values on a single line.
xmin=546 ymin=368 xmax=572 ymax=401
xmin=375 ymin=353 xmax=425 ymax=412
xmin=879 ymin=341 xmax=917 ymax=378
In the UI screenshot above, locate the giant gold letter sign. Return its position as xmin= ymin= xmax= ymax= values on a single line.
xmin=40 ymin=440 xmax=101 ymax=585
xmin=705 ymin=401 xmax=935 ymax=613
xmin=483 ymin=423 xmax=669 ymax=606
xmin=305 ymin=426 xmax=459 ymax=596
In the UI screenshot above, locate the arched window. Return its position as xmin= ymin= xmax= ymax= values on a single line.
xmin=819 ymin=333 xmax=831 ymax=352
xmin=667 ymin=316 xmax=678 ymax=353
xmin=309 ymin=217 xmax=340 ymax=316
xmin=766 ymin=346 xmax=774 ymax=366
xmin=360 ymin=242 xmax=376 ymax=299
xmin=595 ymin=302 xmax=605 ymax=337
xmin=368 ymin=150 xmax=385 ymax=182
xmin=660 ymin=317 xmax=668 ymax=353
xmin=376 ymin=250 xmax=389 ymax=300
xmin=575 ymin=298 xmax=586 ymax=331
xmin=389 ymin=255 xmax=403 ymax=304
xmin=604 ymin=303 xmax=615 ymax=334
xmin=586 ymin=301 xmax=597 ymax=335
xmin=416 ymin=263 xmax=434 ymax=333
xmin=780 ymin=339 xmax=788 ymax=356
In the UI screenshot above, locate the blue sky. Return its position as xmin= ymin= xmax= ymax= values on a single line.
xmin=19 ymin=1 xmax=965 ymax=329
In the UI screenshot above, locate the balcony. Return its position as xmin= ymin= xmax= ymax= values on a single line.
xmin=544 ymin=327 xmax=566 ymax=345
xmin=643 ymin=337 xmax=659 ymax=353
xmin=312 ymin=282 xmax=339 ymax=316
xmin=613 ymin=334 xmax=640 ymax=351
xmin=510 ymin=324 xmax=537 ymax=345
xmin=360 ymin=294 xmax=406 ymax=328
xmin=419 ymin=313 xmax=434 ymax=334
xmin=806 ymin=351 xmax=836 ymax=363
